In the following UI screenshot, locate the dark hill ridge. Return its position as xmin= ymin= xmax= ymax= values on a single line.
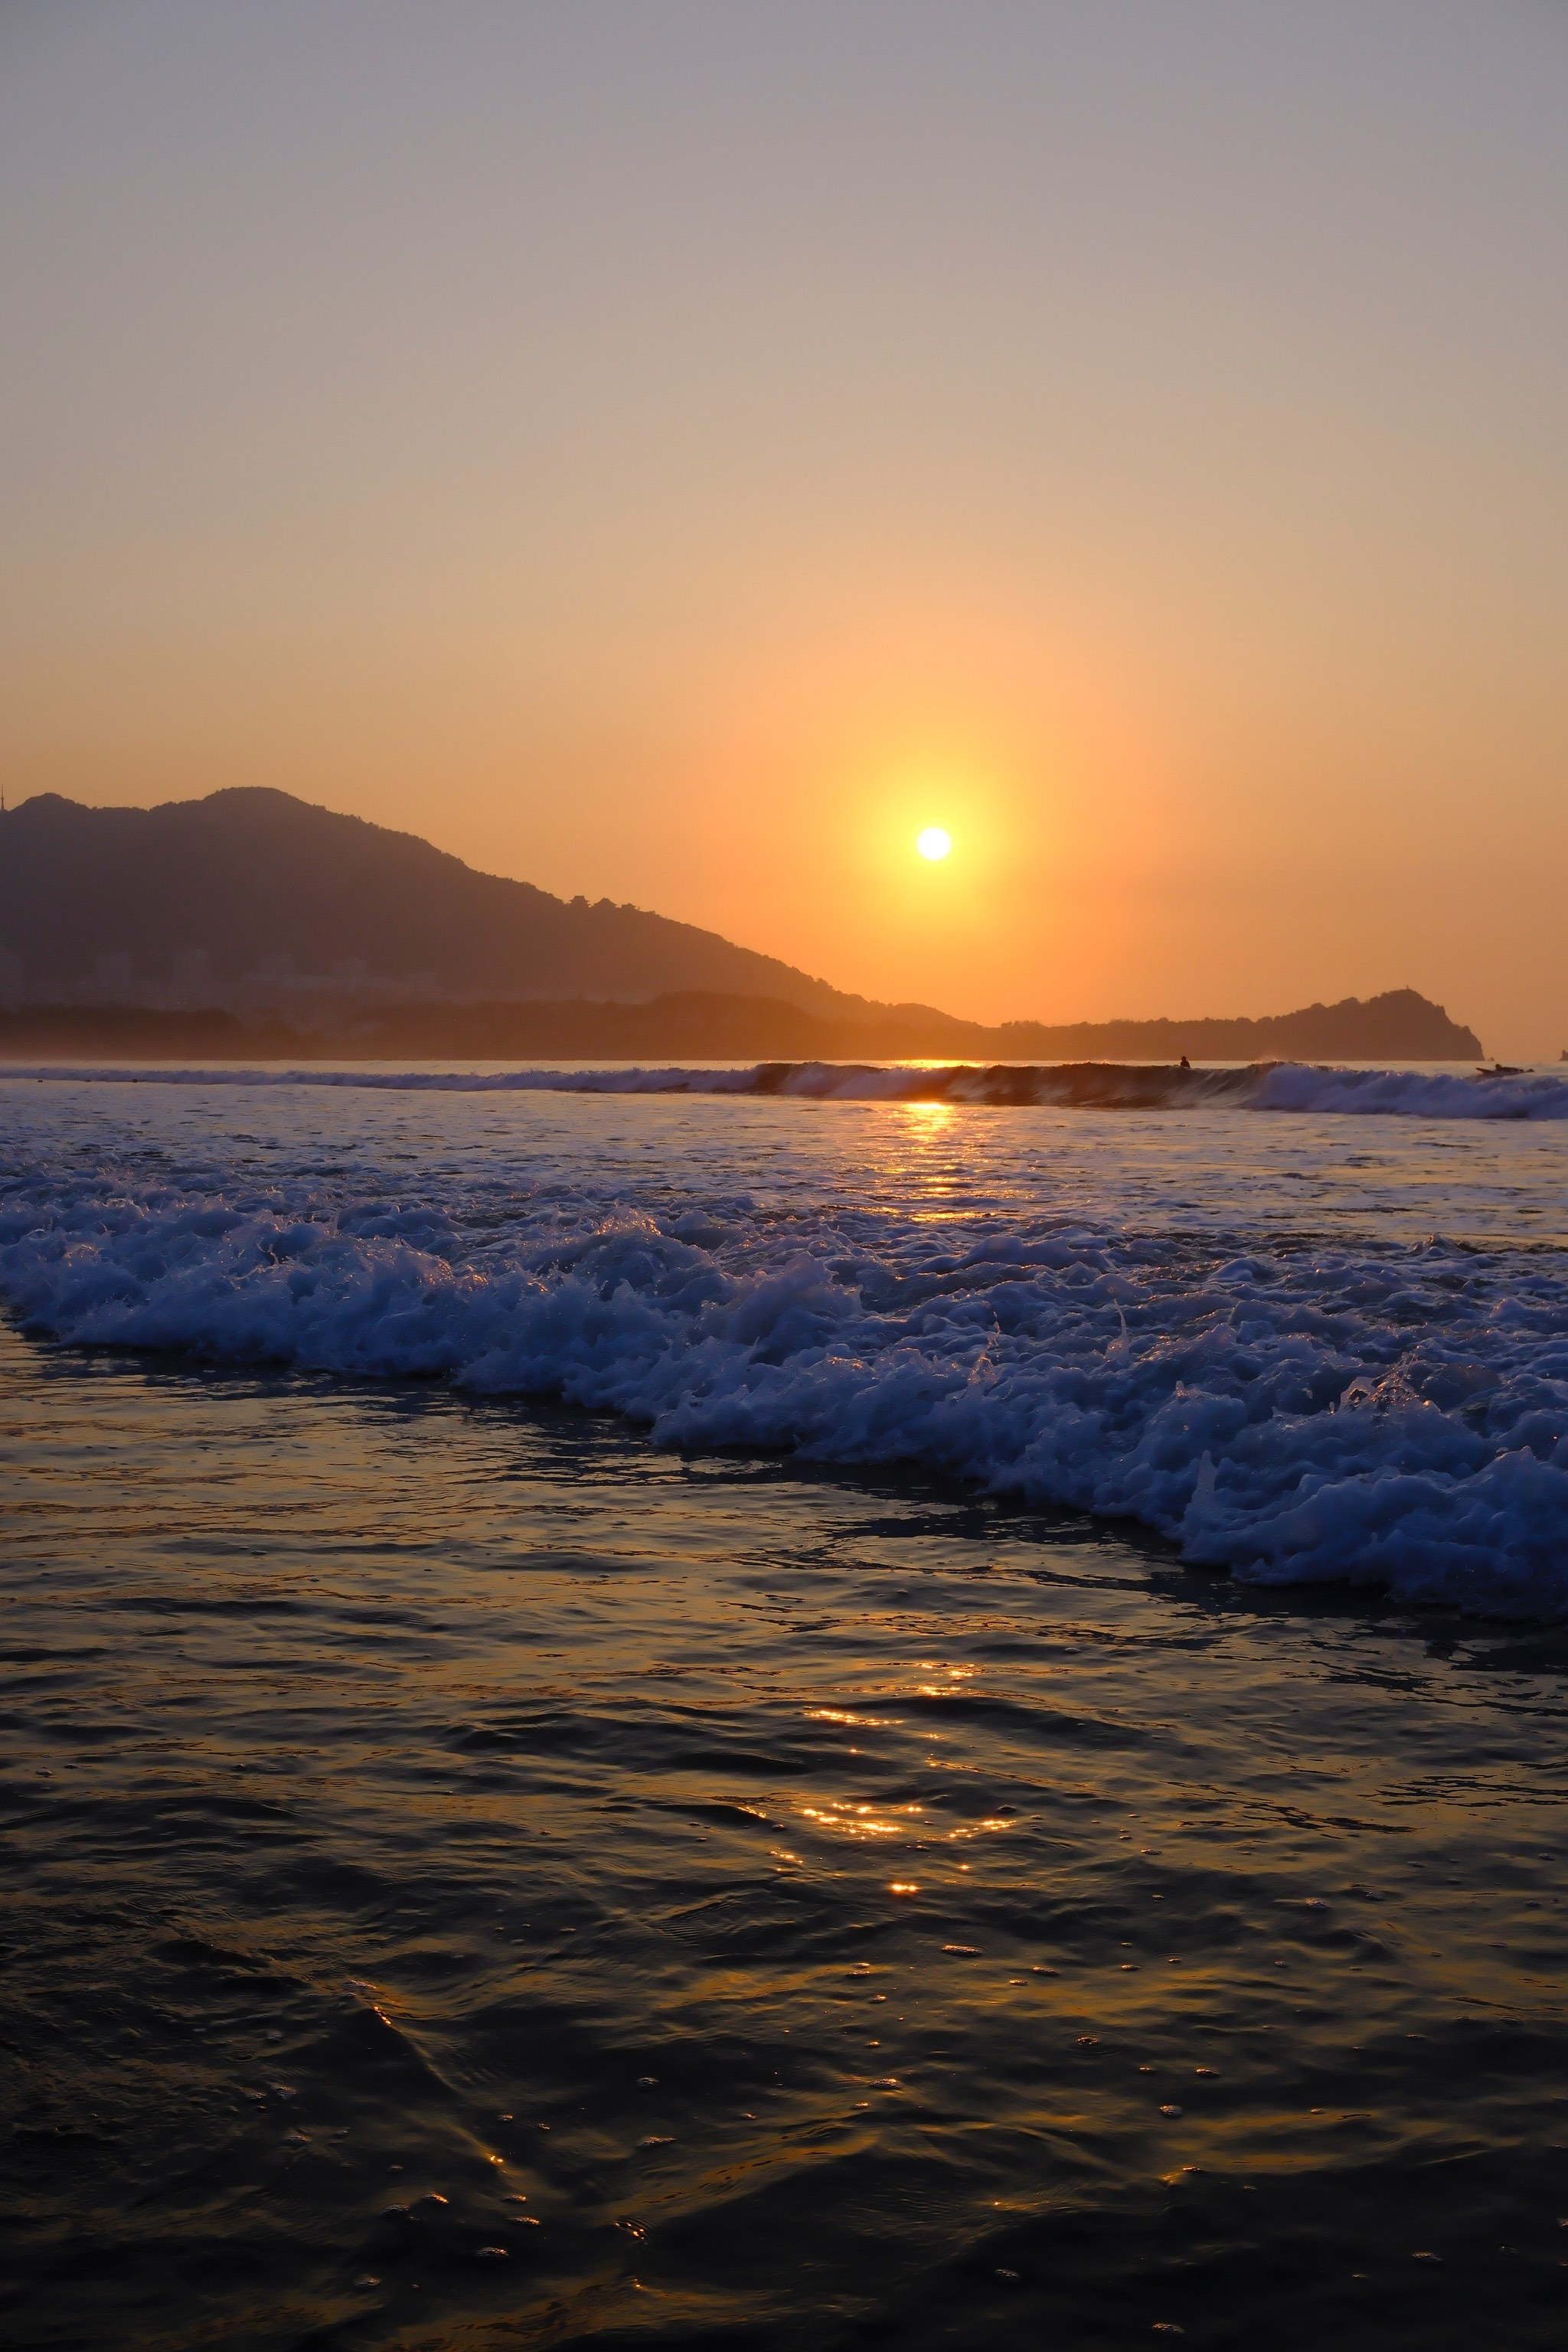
xmin=989 ymin=988 xmax=1481 ymax=1063
xmin=0 ymin=789 xmax=1482 ymax=1060
xmin=0 ymin=786 xmax=864 ymax=1014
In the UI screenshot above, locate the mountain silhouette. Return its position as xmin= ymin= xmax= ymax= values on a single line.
xmin=0 ymin=786 xmax=864 ymax=1012
xmin=0 ymin=789 xmax=1482 ymax=1060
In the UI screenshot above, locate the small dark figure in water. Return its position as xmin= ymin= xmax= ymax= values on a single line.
xmin=1180 ymin=1056 xmax=1191 ymax=1070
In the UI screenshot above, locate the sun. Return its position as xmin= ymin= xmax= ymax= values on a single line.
xmin=916 ymin=826 xmax=952 ymax=861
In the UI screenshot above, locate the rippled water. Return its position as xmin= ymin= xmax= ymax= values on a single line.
xmin=3 ymin=1080 xmax=1567 ymax=2347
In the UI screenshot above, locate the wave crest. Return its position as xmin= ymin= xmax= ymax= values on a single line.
xmin=5 ymin=1167 xmax=1566 ymax=1615
xmin=5 ymin=1059 xmax=1567 ymax=1119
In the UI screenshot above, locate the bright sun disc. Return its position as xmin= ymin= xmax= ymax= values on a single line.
xmin=916 ymin=826 xmax=952 ymax=861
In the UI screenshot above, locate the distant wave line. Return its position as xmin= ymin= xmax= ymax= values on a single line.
xmin=4 ymin=1059 xmax=1568 ymax=1119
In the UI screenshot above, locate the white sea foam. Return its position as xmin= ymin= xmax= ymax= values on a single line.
xmin=4 ymin=1078 xmax=1566 ymax=1616
xmin=5 ymin=1060 xmax=1568 ymax=1117
xmin=1248 ymin=1063 xmax=1568 ymax=1121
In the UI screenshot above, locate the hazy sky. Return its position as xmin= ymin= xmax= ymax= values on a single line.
xmin=2 ymin=2 xmax=1564 ymax=1050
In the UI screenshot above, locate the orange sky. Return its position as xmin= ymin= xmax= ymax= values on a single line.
xmin=2 ymin=3 xmax=1565 ymax=1053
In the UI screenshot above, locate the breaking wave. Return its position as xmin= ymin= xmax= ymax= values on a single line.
xmin=4 ymin=1146 xmax=1566 ymax=1617
xmin=5 ymin=1058 xmax=1568 ymax=1116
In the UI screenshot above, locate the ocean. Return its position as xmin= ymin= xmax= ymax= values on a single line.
xmin=3 ymin=1064 xmax=1566 ymax=2349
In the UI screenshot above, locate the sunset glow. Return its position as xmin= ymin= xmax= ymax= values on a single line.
xmin=1 ymin=2 xmax=1562 ymax=1059
xmin=2 ymin=16 xmax=1563 ymax=2347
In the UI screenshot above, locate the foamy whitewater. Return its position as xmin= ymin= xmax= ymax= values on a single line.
xmin=4 ymin=1064 xmax=1566 ymax=1615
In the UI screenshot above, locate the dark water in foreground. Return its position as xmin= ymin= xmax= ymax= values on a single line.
xmin=3 ymin=1325 xmax=1566 ymax=2350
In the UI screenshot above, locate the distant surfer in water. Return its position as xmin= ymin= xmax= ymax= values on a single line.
xmin=1180 ymin=1056 xmax=1191 ymax=1070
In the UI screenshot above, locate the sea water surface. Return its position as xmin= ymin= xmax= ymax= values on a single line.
xmin=2 ymin=1068 xmax=1566 ymax=2348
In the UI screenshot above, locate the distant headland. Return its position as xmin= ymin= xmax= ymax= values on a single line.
xmin=0 ymin=789 xmax=1483 ymax=1063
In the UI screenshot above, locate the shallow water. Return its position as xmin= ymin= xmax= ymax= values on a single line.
xmin=4 ymin=1327 xmax=1568 ymax=2350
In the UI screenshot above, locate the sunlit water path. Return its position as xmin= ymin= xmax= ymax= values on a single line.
xmin=4 ymin=1337 xmax=1567 ymax=2349
xmin=2 ymin=1080 xmax=1567 ymax=2346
